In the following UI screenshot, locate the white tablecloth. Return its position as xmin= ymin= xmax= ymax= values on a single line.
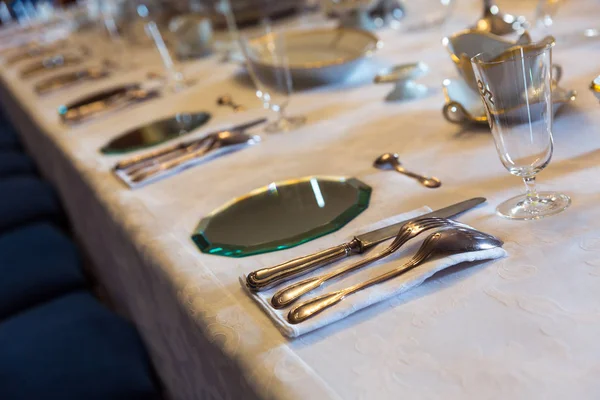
xmin=3 ymin=1 xmax=600 ymax=399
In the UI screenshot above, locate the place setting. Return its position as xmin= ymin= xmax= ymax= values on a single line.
xmin=176 ymin=0 xmax=577 ymax=339
xmin=111 ymin=115 xmax=265 ymax=188
xmin=3 ymin=0 xmax=600 ymax=398
xmin=29 ymin=0 xmax=576 ymax=326
xmin=0 ymin=0 xmax=581 ymax=334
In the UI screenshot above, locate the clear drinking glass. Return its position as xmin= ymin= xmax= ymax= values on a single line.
xmin=471 ymin=40 xmax=570 ymax=220
xmin=131 ymin=1 xmax=189 ymax=92
xmin=219 ymin=0 xmax=307 ymax=133
xmin=96 ymin=0 xmax=134 ymax=69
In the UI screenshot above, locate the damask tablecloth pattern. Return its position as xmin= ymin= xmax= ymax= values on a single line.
xmin=2 ymin=1 xmax=600 ymax=399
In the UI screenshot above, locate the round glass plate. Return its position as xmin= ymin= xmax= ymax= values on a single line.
xmin=192 ymin=176 xmax=371 ymax=257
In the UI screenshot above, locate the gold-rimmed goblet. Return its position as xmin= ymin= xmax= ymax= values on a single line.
xmin=471 ymin=39 xmax=570 ymax=220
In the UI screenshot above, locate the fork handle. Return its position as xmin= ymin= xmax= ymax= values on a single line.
xmin=288 ymin=254 xmax=428 ymax=324
xmin=246 ymin=239 xmax=362 ymax=292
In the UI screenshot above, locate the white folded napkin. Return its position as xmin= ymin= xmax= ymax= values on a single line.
xmin=241 ymin=207 xmax=507 ymax=338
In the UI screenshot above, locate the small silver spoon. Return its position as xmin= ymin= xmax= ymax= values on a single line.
xmin=217 ymin=94 xmax=245 ymax=112
xmin=374 ymin=153 xmax=441 ymax=188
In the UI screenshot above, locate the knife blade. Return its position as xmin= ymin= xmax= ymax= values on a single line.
xmin=246 ymin=197 xmax=486 ymax=291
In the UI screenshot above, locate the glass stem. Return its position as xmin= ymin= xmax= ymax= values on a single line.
xmin=276 ymin=106 xmax=287 ymax=123
xmin=523 ymin=176 xmax=539 ymax=205
xmin=145 ymin=21 xmax=184 ymax=92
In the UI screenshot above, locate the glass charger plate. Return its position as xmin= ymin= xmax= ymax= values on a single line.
xmin=192 ymin=176 xmax=371 ymax=257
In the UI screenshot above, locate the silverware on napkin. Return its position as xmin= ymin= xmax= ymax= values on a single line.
xmin=114 ymin=117 xmax=267 ymax=171
xmin=127 ymin=129 xmax=259 ymax=183
xmin=58 ymin=84 xmax=160 ymax=124
xmin=35 ymin=67 xmax=110 ymax=95
xmin=288 ymin=226 xmax=503 ymax=324
xmin=113 ymin=117 xmax=266 ymax=187
xmin=271 ymin=217 xmax=470 ymax=308
xmin=20 ymin=54 xmax=82 ymax=78
xmin=3 ymin=39 xmax=67 ymax=64
xmin=246 ymin=197 xmax=486 ymax=291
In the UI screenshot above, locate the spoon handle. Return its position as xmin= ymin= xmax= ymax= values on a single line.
xmin=394 ymin=165 xmax=432 ymax=183
xmin=288 ymin=250 xmax=432 ymax=324
xmin=271 ymin=245 xmax=396 ymax=309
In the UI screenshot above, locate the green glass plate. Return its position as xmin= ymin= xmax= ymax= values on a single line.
xmin=192 ymin=176 xmax=371 ymax=257
xmin=100 ymin=112 xmax=211 ymax=154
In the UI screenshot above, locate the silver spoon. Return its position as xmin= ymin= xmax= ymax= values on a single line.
xmin=217 ymin=94 xmax=245 ymax=112
xmin=288 ymin=227 xmax=503 ymax=324
xmin=271 ymin=217 xmax=469 ymax=309
xmin=374 ymin=153 xmax=441 ymax=188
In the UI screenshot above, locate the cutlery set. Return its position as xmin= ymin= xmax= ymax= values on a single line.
xmin=4 ymin=40 xmax=67 ymax=65
xmin=288 ymin=227 xmax=502 ymax=324
xmin=58 ymin=84 xmax=161 ymax=124
xmin=113 ymin=118 xmax=266 ymax=187
xmin=20 ymin=53 xmax=83 ymax=78
xmin=34 ymin=66 xmax=111 ymax=95
xmin=246 ymin=198 xmax=504 ymax=324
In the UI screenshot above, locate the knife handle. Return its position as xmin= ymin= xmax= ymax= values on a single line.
xmin=246 ymin=239 xmax=362 ymax=292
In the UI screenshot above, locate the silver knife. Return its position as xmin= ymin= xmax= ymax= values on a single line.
xmin=246 ymin=197 xmax=486 ymax=291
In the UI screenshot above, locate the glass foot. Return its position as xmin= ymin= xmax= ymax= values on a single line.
xmin=497 ymin=192 xmax=571 ymax=220
xmin=265 ymin=115 xmax=306 ymax=133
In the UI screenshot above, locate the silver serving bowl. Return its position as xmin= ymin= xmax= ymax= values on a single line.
xmin=246 ymin=27 xmax=382 ymax=86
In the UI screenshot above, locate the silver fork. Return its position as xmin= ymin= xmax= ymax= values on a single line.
xmin=271 ymin=217 xmax=469 ymax=309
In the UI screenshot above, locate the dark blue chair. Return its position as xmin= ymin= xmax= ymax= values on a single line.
xmin=0 ymin=150 xmax=36 ymax=177
xmin=0 ymin=222 xmax=86 ymax=320
xmin=0 ymin=120 xmax=20 ymax=150
xmin=0 ymin=175 xmax=63 ymax=232
xmin=0 ymin=291 xmax=161 ymax=400
xmin=0 ymin=134 xmax=20 ymax=150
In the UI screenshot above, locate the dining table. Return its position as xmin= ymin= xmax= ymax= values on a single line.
xmin=2 ymin=1 xmax=600 ymax=399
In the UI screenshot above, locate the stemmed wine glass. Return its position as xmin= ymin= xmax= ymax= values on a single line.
xmin=219 ymin=0 xmax=307 ymax=133
xmin=471 ymin=39 xmax=570 ymax=220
